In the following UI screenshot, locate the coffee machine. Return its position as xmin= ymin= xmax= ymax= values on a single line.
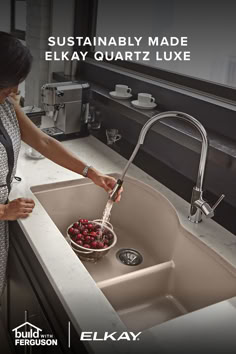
xmin=41 ymin=81 xmax=90 ymax=140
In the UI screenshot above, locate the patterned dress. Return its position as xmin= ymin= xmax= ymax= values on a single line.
xmin=0 ymin=98 xmax=21 ymax=296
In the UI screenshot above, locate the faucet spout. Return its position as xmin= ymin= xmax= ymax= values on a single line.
xmin=121 ymin=111 xmax=208 ymax=192
xmin=118 ymin=111 xmax=223 ymax=223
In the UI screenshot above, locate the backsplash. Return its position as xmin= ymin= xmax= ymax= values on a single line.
xmin=91 ymin=94 xmax=236 ymax=235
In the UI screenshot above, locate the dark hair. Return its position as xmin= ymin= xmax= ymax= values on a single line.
xmin=0 ymin=32 xmax=33 ymax=89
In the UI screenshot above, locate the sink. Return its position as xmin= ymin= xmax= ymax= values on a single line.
xmin=31 ymin=175 xmax=179 ymax=282
xmin=31 ymin=174 xmax=236 ymax=330
xmin=97 ymin=262 xmax=186 ymax=332
xmin=98 ymin=231 xmax=236 ymax=331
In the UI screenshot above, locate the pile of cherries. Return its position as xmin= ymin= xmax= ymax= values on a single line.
xmin=68 ymin=218 xmax=114 ymax=250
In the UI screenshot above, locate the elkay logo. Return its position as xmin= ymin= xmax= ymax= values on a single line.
xmin=12 ymin=321 xmax=58 ymax=347
xmin=80 ymin=331 xmax=142 ymax=341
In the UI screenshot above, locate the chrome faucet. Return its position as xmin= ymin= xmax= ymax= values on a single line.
xmin=110 ymin=111 xmax=224 ymax=223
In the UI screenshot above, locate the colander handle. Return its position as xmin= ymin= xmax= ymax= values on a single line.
xmin=92 ymin=219 xmax=113 ymax=230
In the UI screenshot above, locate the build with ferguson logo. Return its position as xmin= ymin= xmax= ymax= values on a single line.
xmin=12 ymin=322 xmax=58 ymax=347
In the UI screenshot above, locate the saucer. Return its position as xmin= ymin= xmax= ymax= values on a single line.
xmin=25 ymin=148 xmax=45 ymax=160
xmin=131 ymin=100 xmax=157 ymax=110
xmin=109 ymin=91 xmax=132 ymax=100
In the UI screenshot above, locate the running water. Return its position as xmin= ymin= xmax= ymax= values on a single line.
xmin=100 ymin=199 xmax=114 ymax=232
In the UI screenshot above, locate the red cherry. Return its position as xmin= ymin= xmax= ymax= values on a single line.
xmin=76 ymin=240 xmax=83 ymax=246
xmin=70 ymin=219 xmax=114 ymax=251
xmin=90 ymin=241 xmax=98 ymax=249
xmin=85 ymin=236 xmax=91 ymax=243
xmin=97 ymin=241 xmax=104 ymax=249
xmin=76 ymin=233 xmax=83 ymax=240
xmin=68 ymin=227 xmax=74 ymax=235
xmin=83 ymin=244 xmax=91 ymax=248
xmin=107 ymin=233 xmax=113 ymax=240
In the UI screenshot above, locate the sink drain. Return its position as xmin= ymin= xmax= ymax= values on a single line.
xmin=116 ymin=248 xmax=143 ymax=266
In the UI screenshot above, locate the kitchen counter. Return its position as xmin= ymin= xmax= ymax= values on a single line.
xmin=10 ymin=135 xmax=236 ymax=353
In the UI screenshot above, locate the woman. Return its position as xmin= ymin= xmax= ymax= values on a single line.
xmin=0 ymin=32 xmax=122 ymax=296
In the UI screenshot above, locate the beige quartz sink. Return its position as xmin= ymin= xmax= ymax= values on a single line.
xmin=31 ymin=175 xmax=236 ymax=331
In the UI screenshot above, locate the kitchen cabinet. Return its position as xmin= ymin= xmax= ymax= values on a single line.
xmin=1 ymin=221 xmax=87 ymax=354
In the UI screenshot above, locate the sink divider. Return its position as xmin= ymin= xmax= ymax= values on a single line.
xmin=97 ymin=260 xmax=175 ymax=289
xmin=96 ymin=260 xmax=190 ymax=331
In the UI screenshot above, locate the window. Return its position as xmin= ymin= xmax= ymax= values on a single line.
xmin=11 ymin=0 xmax=26 ymax=40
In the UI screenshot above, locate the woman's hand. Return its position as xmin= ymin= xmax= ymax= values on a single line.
xmin=2 ymin=198 xmax=35 ymax=220
xmin=88 ymin=169 xmax=123 ymax=202
xmin=9 ymin=92 xmax=21 ymax=105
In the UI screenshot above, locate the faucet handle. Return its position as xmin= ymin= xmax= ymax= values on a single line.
xmin=193 ymin=193 xmax=225 ymax=220
xmin=212 ymin=194 xmax=225 ymax=211
xmin=109 ymin=179 xmax=123 ymax=202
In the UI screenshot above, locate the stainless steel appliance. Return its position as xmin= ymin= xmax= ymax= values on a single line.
xmin=41 ymin=81 xmax=90 ymax=140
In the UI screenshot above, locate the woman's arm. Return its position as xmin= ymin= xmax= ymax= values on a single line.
xmin=11 ymin=100 xmax=122 ymax=200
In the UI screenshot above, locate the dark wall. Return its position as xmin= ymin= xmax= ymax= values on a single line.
xmin=81 ymin=60 xmax=236 ymax=142
xmin=89 ymin=89 xmax=236 ymax=235
xmin=53 ymin=63 xmax=236 ymax=234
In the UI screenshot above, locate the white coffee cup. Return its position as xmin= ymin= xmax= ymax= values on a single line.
xmin=27 ymin=147 xmax=45 ymax=159
xmin=115 ymin=84 xmax=132 ymax=96
xmin=106 ymin=129 xmax=122 ymax=145
xmin=138 ymin=93 xmax=155 ymax=105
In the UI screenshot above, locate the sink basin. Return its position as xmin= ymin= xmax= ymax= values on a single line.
xmin=31 ymin=175 xmax=179 ymax=282
xmin=31 ymin=175 xmax=236 ymax=330
xmin=97 ymin=262 xmax=186 ymax=331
